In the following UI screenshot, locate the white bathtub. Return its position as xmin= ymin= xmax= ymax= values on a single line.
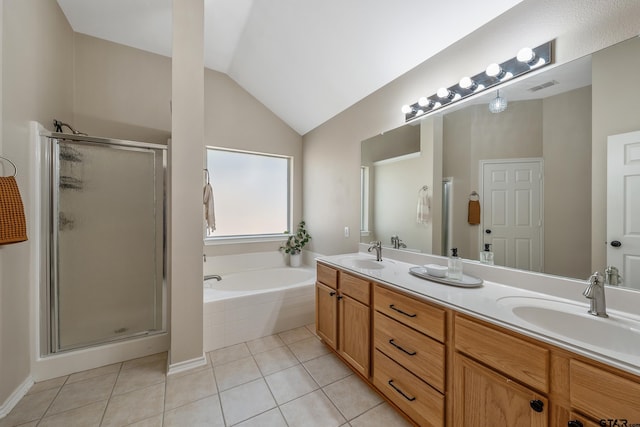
xmin=203 ymin=265 xmax=316 ymax=352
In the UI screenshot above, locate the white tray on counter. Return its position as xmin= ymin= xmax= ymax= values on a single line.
xmin=409 ymin=266 xmax=483 ymax=288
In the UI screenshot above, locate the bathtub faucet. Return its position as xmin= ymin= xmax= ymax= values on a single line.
xmin=205 ymin=274 xmax=222 ymax=281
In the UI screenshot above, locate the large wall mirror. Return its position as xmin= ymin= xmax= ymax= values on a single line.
xmin=361 ymin=36 xmax=640 ymax=291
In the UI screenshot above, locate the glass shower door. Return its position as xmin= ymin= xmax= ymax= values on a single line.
xmin=50 ymin=138 xmax=165 ymax=352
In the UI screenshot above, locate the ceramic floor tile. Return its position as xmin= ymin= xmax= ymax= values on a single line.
xmin=278 ymin=326 xmax=313 ymax=344
xmin=0 ymin=388 xmax=58 ymax=427
xmin=279 ymin=389 xmax=345 ymax=427
xmin=111 ymin=359 xmax=165 ymax=396
xmin=246 ymin=334 xmax=285 ymax=354
xmin=46 ymin=373 xmax=116 ymax=416
xmin=121 ymin=353 xmax=167 ymax=371
xmin=163 ymin=395 xmax=224 ymax=427
xmin=219 ymin=379 xmax=277 ymax=426
xmin=165 ymin=367 xmax=217 ymax=410
xmin=100 ymin=383 xmax=164 ymax=427
xmin=264 ymin=364 xmax=319 ymax=405
xmin=288 ymin=336 xmax=330 ymax=362
xmin=37 ymin=400 xmax=107 ymax=427
xmin=302 ymin=353 xmax=353 ymax=387
xmin=253 ymin=346 xmax=299 ymax=376
xmin=213 ymin=356 xmax=262 ymax=391
xmin=125 ymin=414 xmax=163 ymax=427
xmin=66 ymin=363 xmax=121 ymax=384
xmin=209 ymin=343 xmax=251 ymax=366
xmin=305 ymin=323 xmax=319 ymax=338
xmin=349 ymin=402 xmax=412 ymax=427
xmin=26 ymin=376 xmax=67 ymax=395
xmin=323 ymin=375 xmax=383 ymax=420
xmin=234 ymin=408 xmax=288 ymax=427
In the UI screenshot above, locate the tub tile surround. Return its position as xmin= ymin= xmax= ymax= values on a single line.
xmin=321 ymin=245 xmax=640 ymax=376
xmin=0 ymin=324 xmax=411 ymax=427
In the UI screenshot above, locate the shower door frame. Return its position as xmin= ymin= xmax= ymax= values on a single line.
xmin=40 ymin=132 xmax=168 ymax=355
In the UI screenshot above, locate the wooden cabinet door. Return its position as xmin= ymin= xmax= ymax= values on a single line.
xmin=454 ymin=354 xmax=548 ymax=427
xmin=316 ymin=282 xmax=337 ymax=350
xmin=339 ymin=294 xmax=370 ymax=377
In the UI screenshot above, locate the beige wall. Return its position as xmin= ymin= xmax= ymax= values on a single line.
xmin=1 ymin=0 xmax=74 ymax=407
xmin=592 ymin=37 xmax=640 ymax=272
xmin=303 ymin=0 xmax=640 ymax=257
xmin=543 ymin=86 xmax=592 ymax=278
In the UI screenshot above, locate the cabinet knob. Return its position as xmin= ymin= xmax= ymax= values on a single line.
xmin=337 ymin=295 xmax=343 ymax=300
xmin=329 ymin=291 xmax=336 ymax=297
xmin=568 ymin=421 xmax=583 ymax=427
xmin=529 ymin=399 xmax=544 ymax=413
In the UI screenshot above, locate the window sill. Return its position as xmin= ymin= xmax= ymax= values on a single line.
xmin=204 ymin=234 xmax=287 ymax=246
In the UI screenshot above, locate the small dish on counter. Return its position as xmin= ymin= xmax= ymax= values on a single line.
xmin=409 ymin=266 xmax=483 ymax=288
xmin=424 ymin=264 xmax=448 ymax=278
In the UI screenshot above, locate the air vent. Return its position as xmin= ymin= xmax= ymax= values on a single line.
xmin=528 ymin=80 xmax=559 ymax=92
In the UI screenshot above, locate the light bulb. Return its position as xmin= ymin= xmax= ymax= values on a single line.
xmin=459 ymin=76 xmax=477 ymax=90
xmin=437 ymin=87 xmax=455 ymax=99
xmin=517 ymin=47 xmax=536 ymax=64
xmin=418 ymin=97 xmax=429 ymax=107
xmin=401 ymin=105 xmax=412 ymax=114
xmin=486 ymin=63 xmax=504 ymax=78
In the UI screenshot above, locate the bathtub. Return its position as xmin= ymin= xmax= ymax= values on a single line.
xmin=203 ymin=265 xmax=316 ymax=352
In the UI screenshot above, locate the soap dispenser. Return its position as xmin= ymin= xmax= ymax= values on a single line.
xmin=448 ymin=248 xmax=463 ymax=280
xmin=480 ymin=243 xmax=494 ymax=265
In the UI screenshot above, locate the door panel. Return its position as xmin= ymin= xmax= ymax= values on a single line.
xmin=482 ymin=159 xmax=543 ymax=272
xmin=607 ymin=131 xmax=640 ymax=290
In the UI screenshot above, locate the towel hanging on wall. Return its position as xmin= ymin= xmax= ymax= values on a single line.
xmin=0 ymin=156 xmax=28 ymax=244
xmin=468 ymin=191 xmax=481 ymax=225
xmin=416 ymin=185 xmax=431 ymax=224
xmin=203 ymin=169 xmax=216 ymax=233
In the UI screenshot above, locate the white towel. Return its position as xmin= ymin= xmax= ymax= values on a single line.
xmin=416 ymin=190 xmax=430 ymax=224
xmin=203 ymin=183 xmax=216 ymax=233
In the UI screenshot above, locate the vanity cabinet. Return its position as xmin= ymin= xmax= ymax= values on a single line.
xmin=372 ymin=284 xmax=446 ymax=427
xmin=315 ymin=262 xmax=371 ymax=377
xmin=315 ymin=261 xmax=640 ymax=427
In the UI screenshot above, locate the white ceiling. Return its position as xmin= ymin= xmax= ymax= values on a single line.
xmin=57 ymin=0 xmax=525 ymax=135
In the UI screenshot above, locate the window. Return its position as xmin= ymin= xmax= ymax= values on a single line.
xmin=360 ymin=165 xmax=370 ymax=234
xmin=205 ymin=147 xmax=291 ymax=240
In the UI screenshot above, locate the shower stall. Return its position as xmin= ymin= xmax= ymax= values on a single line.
xmin=39 ymin=132 xmax=167 ymax=354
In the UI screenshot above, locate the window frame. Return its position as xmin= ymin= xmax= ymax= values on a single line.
xmin=204 ymin=146 xmax=293 ymax=245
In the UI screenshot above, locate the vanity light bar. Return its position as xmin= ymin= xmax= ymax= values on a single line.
xmin=402 ymin=41 xmax=552 ymax=122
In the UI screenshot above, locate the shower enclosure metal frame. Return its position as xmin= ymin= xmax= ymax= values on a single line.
xmin=39 ymin=132 xmax=168 ymax=355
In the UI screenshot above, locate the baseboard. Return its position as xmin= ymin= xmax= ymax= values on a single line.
xmin=0 ymin=375 xmax=34 ymax=419
xmin=166 ymin=353 xmax=208 ymax=376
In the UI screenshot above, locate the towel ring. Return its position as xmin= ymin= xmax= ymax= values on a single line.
xmin=0 ymin=156 xmax=17 ymax=177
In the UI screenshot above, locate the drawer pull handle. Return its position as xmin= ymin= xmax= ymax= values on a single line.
xmin=389 ymin=304 xmax=417 ymax=318
xmin=389 ymin=339 xmax=416 ymax=356
xmin=529 ymin=399 xmax=544 ymax=413
xmin=388 ymin=380 xmax=416 ymax=402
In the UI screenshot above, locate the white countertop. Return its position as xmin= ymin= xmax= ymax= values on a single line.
xmin=317 ymin=251 xmax=640 ymax=377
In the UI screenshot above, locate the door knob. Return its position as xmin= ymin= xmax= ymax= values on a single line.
xmin=611 ymin=240 xmax=622 ymax=247
xmin=485 ymin=229 xmax=492 ymax=234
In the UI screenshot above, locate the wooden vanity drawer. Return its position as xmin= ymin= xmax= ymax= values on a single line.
xmin=374 ymin=284 xmax=445 ymax=342
xmin=317 ymin=263 xmax=337 ymax=289
xmin=569 ymin=359 xmax=640 ymax=420
xmin=374 ymin=311 xmax=445 ymax=392
xmin=454 ymin=315 xmax=549 ymax=393
xmin=340 ymin=272 xmax=370 ymax=305
xmin=373 ymin=349 xmax=444 ymax=427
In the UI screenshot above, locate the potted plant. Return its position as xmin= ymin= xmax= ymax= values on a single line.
xmin=280 ymin=220 xmax=311 ymax=267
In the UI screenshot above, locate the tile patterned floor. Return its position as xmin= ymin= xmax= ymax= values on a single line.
xmin=0 ymin=324 xmax=411 ymax=427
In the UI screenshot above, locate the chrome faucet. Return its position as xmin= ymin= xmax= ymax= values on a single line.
xmin=390 ymin=235 xmax=407 ymax=249
xmin=204 ymin=274 xmax=222 ymax=281
xmin=582 ymin=272 xmax=608 ymax=318
xmin=604 ymin=265 xmax=622 ymax=286
xmin=368 ymin=241 xmax=383 ymax=261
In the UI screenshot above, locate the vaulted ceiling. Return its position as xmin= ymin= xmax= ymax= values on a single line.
xmin=57 ymin=0 xmax=524 ymax=135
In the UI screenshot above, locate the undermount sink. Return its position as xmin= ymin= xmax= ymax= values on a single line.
xmin=497 ymin=296 xmax=640 ymax=356
xmin=338 ymin=256 xmax=395 ymax=271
